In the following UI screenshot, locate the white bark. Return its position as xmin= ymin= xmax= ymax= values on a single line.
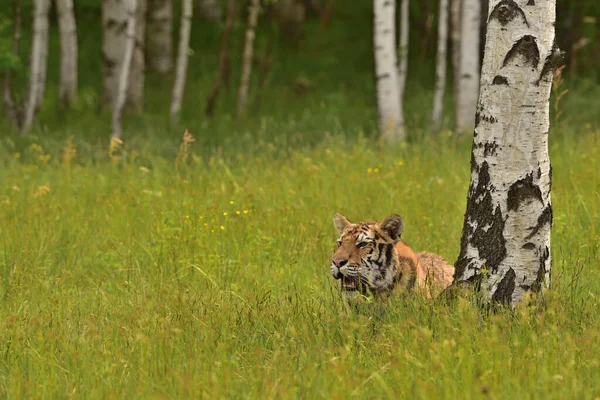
xmin=111 ymin=0 xmax=137 ymax=139
xmin=236 ymin=0 xmax=260 ymax=118
xmin=147 ymin=0 xmax=173 ymax=73
xmin=22 ymin=0 xmax=50 ymax=133
xmin=431 ymin=0 xmax=449 ymax=126
xmin=455 ymin=0 xmax=480 ymax=132
xmin=450 ymin=0 xmax=461 ymax=109
xmin=170 ymin=0 xmax=193 ymax=122
xmin=56 ymin=0 xmax=78 ymax=107
xmin=374 ymin=0 xmax=403 ymax=141
xmin=454 ymin=0 xmax=559 ymax=306
xmin=197 ymin=0 xmax=222 ymax=21
xmin=128 ymin=0 xmax=146 ymax=112
xmin=102 ymin=0 xmax=129 ymax=107
xmin=397 ymin=0 xmax=409 ymax=130
xmin=3 ymin=0 xmax=22 ymax=126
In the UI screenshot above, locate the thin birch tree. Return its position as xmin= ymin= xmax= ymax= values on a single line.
xmin=236 ymin=0 xmax=261 ymax=118
xmin=128 ymin=0 xmax=146 ymax=112
xmin=102 ymin=0 xmax=130 ymax=108
xmin=431 ymin=0 xmax=449 ymax=126
xmin=396 ymin=0 xmax=409 ymax=134
xmin=56 ymin=0 xmax=78 ymax=107
xmin=111 ymin=0 xmax=137 ymax=139
xmin=147 ymin=0 xmax=173 ymax=74
xmin=22 ymin=0 xmax=50 ymax=134
xmin=170 ymin=0 xmax=193 ymax=122
xmin=374 ymin=0 xmax=402 ymax=141
xmin=453 ymin=0 xmax=562 ymax=306
xmin=455 ymin=0 xmax=480 ymax=132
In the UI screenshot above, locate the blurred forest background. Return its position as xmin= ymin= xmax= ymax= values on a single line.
xmin=0 ymin=0 xmax=598 ymax=151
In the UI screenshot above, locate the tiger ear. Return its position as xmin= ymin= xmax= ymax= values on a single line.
xmin=333 ymin=213 xmax=351 ymax=234
xmin=379 ymin=214 xmax=404 ymax=242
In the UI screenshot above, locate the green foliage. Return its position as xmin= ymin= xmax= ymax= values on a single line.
xmin=0 ymin=16 xmax=20 ymax=73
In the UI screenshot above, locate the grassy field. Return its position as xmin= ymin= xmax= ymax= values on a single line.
xmin=0 ymin=121 xmax=599 ymax=398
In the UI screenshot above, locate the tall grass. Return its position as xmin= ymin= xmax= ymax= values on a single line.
xmin=0 ymin=123 xmax=598 ymax=398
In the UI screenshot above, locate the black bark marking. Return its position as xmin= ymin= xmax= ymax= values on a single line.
xmin=527 ymin=0 xmax=535 ymax=5
xmin=489 ymin=0 xmax=529 ymax=27
xmin=535 ymin=43 xmax=565 ymax=86
xmin=523 ymin=246 xmax=549 ymax=292
xmin=492 ymin=267 xmax=516 ymax=304
xmin=376 ymin=73 xmax=390 ymax=81
xmin=525 ymin=204 xmax=552 ymax=240
xmin=507 ymin=174 xmax=543 ymax=212
xmin=522 ymin=242 xmax=536 ymax=250
xmin=483 ymin=142 xmax=498 ymax=157
xmin=455 ymin=161 xmax=507 ymax=278
xmin=502 ymin=35 xmax=540 ymax=69
xmin=492 ymin=75 xmax=509 ymax=85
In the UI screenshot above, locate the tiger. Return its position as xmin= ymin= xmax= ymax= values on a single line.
xmin=331 ymin=213 xmax=454 ymax=300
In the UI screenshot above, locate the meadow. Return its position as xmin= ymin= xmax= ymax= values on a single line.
xmin=1 ymin=3 xmax=600 ymax=398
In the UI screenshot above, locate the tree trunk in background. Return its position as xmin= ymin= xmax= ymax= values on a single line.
xmin=374 ymin=0 xmax=402 ymax=141
xmin=170 ymin=0 xmax=193 ymax=122
xmin=450 ymin=0 xmax=460 ymax=114
xmin=111 ymin=0 xmax=138 ymax=139
xmin=128 ymin=0 xmax=146 ymax=112
xmin=431 ymin=0 xmax=448 ymax=126
xmin=102 ymin=0 xmax=129 ymax=108
xmin=453 ymin=0 xmax=560 ymax=306
xmin=205 ymin=0 xmax=234 ymax=117
xmin=3 ymin=0 xmax=22 ymax=126
xmin=196 ymin=0 xmax=222 ymax=21
xmin=22 ymin=0 xmax=50 ymax=134
xmin=236 ymin=0 xmax=260 ymax=118
xmin=396 ymin=0 xmax=409 ymax=135
xmin=455 ymin=0 xmax=480 ymax=132
xmin=147 ymin=0 xmax=173 ymax=73
xmin=56 ymin=0 xmax=78 ymax=108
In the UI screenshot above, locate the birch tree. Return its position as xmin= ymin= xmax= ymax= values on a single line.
xmin=396 ymin=0 xmax=409 ymax=134
xmin=455 ymin=0 xmax=480 ymax=132
xmin=102 ymin=0 xmax=130 ymax=107
xmin=22 ymin=0 xmax=50 ymax=133
xmin=147 ymin=0 xmax=172 ymax=74
xmin=374 ymin=0 xmax=402 ymax=141
xmin=453 ymin=0 xmax=561 ymax=306
xmin=432 ymin=0 xmax=449 ymax=126
xmin=111 ymin=0 xmax=137 ymax=139
xmin=56 ymin=0 xmax=78 ymax=107
xmin=236 ymin=0 xmax=261 ymax=118
xmin=450 ymin=0 xmax=460 ymax=108
xmin=170 ymin=0 xmax=193 ymax=122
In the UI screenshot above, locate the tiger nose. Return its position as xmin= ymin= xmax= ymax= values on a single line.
xmin=332 ymin=258 xmax=348 ymax=268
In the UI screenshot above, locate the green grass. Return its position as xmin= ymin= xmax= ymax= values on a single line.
xmin=0 ymin=124 xmax=599 ymax=398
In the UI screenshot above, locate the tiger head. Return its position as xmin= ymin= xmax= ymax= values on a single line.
xmin=331 ymin=213 xmax=404 ymax=294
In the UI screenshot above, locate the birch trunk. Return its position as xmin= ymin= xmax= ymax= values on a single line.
xmin=102 ymin=0 xmax=129 ymax=108
xmin=111 ymin=0 xmax=137 ymax=139
xmin=454 ymin=0 xmax=560 ymax=306
xmin=455 ymin=0 xmax=480 ymax=132
xmin=22 ymin=0 xmax=50 ymax=134
xmin=127 ymin=0 xmax=146 ymax=112
xmin=450 ymin=0 xmax=460 ymax=110
xmin=56 ymin=0 xmax=78 ymax=107
xmin=431 ymin=0 xmax=449 ymax=126
xmin=170 ymin=0 xmax=193 ymax=122
xmin=236 ymin=0 xmax=260 ymax=119
xmin=374 ymin=0 xmax=402 ymax=141
xmin=3 ymin=0 xmax=22 ymax=126
xmin=147 ymin=0 xmax=173 ymax=73
xmin=396 ymin=0 xmax=409 ymax=133
xmin=197 ymin=0 xmax=222 ymax=21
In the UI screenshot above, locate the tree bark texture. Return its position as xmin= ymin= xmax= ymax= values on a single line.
xmin=147 ymin=0 xmax=173 ymax=73
xmin=396 ymin=0 xmax=409 ymax=132
xmin=56 ymin=0 xmax=78 ymax=107
xmin=454 ymin=0 xmax=560 ymax=306
xmin=111 ymin=0 xmax=137 ymax=139
xmin=236 ymin=0 xmax=260 ymax=118
xmin=3 ymin=0 xmax=22 ymax=126
xmin=432 ymin=0 xmax=449 ymax=126
xmin=455 ymin=0 xmax=480 ymax=132
xmin=22 ymin=0 xmax=50 ymax=134
xmin=102 ymin=0 xmax=129 ymax=108
xmin=374 ymin=0 xmax=402 ymax=141
xmin=127 ymin=0 xmax=146 ymax=112
xmin=170 ymin=0 xmax=193 ymax=122
xmin=450 ymin=0 xmax=461 ymax=112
